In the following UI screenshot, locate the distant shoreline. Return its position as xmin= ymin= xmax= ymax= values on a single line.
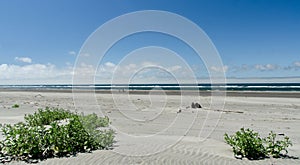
xmin=1 ymin=88 xmax=300 ymax=98
xmin=1 ymin=83 xmax=299 ymax=92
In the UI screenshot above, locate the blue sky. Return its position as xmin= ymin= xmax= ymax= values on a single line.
xmin=0 ymin=0 xmax=300 ymax=84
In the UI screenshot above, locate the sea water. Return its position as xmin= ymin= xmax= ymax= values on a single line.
xmin=1 ymin=83 xmax=300 ymax=91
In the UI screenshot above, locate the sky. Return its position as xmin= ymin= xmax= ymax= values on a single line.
xmin=0 ymin=0 xmax=300 ymax=84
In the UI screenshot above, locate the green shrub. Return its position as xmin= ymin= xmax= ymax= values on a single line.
xmin=80 ymin=113 xmax=110 ymax=129
xmin=79 ymin=114 xmax=114 ymax=149
xmin=0 ymin=107 xmax=114 ymax=162
xmin=12 ymin=104 xmax=19 ymax=108
xmin=24 ymin=107 xmax=76 ymax=126
xmin=224 ymin=128 xmax=266 ymax=159
xmin=265 ymin=131 xmax=292 ymax=158
xmin=224 ymin=128 xmax=292 ymax=160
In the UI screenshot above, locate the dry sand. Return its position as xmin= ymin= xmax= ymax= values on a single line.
xmin=0 ymin=91 xmax=299 ymax=164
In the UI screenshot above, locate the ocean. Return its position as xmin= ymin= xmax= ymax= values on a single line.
xmin=1 ymin=83 xmax=300 ymax=91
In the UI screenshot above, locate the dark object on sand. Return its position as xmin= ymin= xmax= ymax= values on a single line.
xmin=195 ymin=103 xmax=202 ymax=108
xmin=191 ymin=102 xmax=202 ymax=108
xmin=191 ymin=102 xmax=195 ymax=108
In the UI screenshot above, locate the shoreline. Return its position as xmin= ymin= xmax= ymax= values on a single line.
xmin=1 ymin=88 xmax=300 ymax=98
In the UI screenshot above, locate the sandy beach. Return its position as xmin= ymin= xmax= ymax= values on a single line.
xmin=0 ymin=90 xmax=299 ymax=164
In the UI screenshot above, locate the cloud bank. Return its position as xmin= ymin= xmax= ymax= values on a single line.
xmin=1 ymin=58 xmax=300 ymax=84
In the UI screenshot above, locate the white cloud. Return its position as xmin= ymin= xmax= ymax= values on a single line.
xmin=15 ymin=57 xmax=32 ymax=63
xmin=283 ymin=61 xmax=300 ymax=70
xmin=125 ymin=64 xmax=137 ymax=70
xmin=294 ymin=61 xmax=300 ymax=67
xmin=209 ymin=65 xmax=228 ymax=73
xmin=74 ymin=62 xmax=96 ymax=75
xmin=168 ymin=65 xmax=182 ymax=72
xmin=104 ymin=62 xmax=116 ymax=68
xmin=0 ymin=60 xmax=200 ymax=84
xmin=1 ymin=63 xmax=53 ymax=79
xmin=255 ymin=64 xmax=280 ymax=71
xmin=93 ymin=61 xmax=198 ymax=84
xmin=68 ymin=51 xmax=76 ymax=56
xmin=96 ymin=62 xmax=117 ymax=74
xmin=6 ymin=59 xmax=300 ymax=84
xmin=141 ymin=61 xmax=157 ymax=67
